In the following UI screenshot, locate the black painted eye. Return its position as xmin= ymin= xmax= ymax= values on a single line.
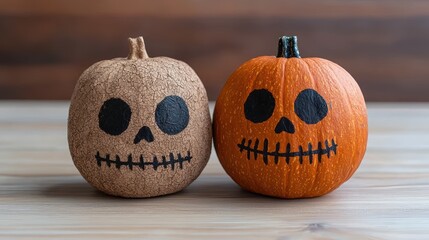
xmin=98 ymin=98 xmax=132 ymax=135
xmin=244 ymin=89 xmax=275 ymax=123
xmin=155 ymin=95 xmax=189 ymax=135
xmin=294 ymin=89 xmax=328 ymax=124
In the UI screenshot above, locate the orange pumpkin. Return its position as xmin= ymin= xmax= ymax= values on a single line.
xmin=213 ymin=36 xmax=368 ymax=198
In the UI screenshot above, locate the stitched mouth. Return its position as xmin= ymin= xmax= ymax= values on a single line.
xmin=95 ymin=151 xmax=192 ymax=170
xmin=237 ymin=138 xmax=337 ymax=165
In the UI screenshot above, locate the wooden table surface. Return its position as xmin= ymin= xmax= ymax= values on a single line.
xmin=0 ymin=101 xmax=428 ymax=239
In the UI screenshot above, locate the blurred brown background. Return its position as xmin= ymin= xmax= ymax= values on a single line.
xmin=0 ymin=0 xmax=428 ymax=101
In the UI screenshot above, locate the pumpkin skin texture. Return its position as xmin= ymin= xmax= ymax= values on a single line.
xmin=213 ymin=36 xmax=367 ymax=199
xmin=68 ymin=37 xmax=212 ymax=198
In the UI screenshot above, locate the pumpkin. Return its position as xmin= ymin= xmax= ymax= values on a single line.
xmin=68 ymin=36 xmax=212 ymax=198
xmin=213 ymin=36 xmax=367 ymax=198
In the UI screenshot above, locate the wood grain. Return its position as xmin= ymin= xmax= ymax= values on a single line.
xmin=0 ymin=102 xmax=428 ymax=239
xmin=0 ymin=1 xmax=429 ymax=101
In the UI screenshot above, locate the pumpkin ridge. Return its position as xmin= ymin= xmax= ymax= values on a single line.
xmin=297 ymin=58 xmax=324 ymax=195
xmin=310 ymin=58 xmax=359 ymax=183
xmin=278 ymin=58 xmax=287 ymax=123
xmin=278 ymin=58 xmax=292 ymax=197
xmin=244 ymin=59 xmax=274 ymax=191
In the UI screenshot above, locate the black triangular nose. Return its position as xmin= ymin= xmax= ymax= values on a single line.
xmin=275 ymin=117 xmax=295 ymax=134
xmin=134 ymin=126 xmax=154 ymax=144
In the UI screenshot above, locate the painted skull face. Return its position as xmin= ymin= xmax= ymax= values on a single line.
xmin=68 ymin=53 xmax=212 ymax=198
xmin=96 ymin=95 xmax=192 ymax=171
xmin=238 ymin=88 xmax=337 ymax=165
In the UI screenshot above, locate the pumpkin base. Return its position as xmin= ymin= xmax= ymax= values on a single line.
xmin=240 ymin=185 xmax=339 ymax=199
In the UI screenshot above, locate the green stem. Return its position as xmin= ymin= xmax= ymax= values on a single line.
xmin=276 ymin=36 xmax=300 ymax=58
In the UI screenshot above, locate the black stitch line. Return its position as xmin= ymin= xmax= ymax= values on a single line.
xmin=246 ymin=139 xmax=252 ymax=160
xmin=178 ymin=153 xmax=183 ymax=169
xmin=286 ymin=143 xmax=291 ymax=164
xmin=325 ymin=140 xmax=330 ymax=158
xmin=263 ymin=139 xmax=269 ymax=165
xmin=169 ymin=153 xmax=175 ymax=171
xmin=239 ymin=139 xmax=245 ymax=153
xmin=237 ymin=138 xmax=337 ymax=165
xmin=253 ymin=139 xmax=259 ymax=160
xmin=127 ymin=154 xmax=133 ymax=170
xmin=106 ymin=154 xmax=111 ymax=167
xmin=153 ymin=156 xmax=159 ymax=171
xmin=95 ymin=151 xmax=192 ymax=170
xmin=317 ymin=142 xmax=323 ymax=163
xmin=331 ymin=139 xmax=337 ymax=155
xmin=298 ymin=146 xmax=304 ymax=164
xmin=162 ymin=155 xmax=167 ymax=169
xmin=274 ymin=142 xmax=280 ymax=164
xmin=139 ymin=155 xmax=145 ymax=170
xmin=96 ymin=152 xmax=102 ymax=167
xmin=114 ymin=155 xmax=121 ymax=169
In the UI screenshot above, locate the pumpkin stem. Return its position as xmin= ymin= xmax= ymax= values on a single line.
xmin=277 ymin=36 xmax=300 ymax=58
xmin=127 ymin=36 xmax=149 ymax=60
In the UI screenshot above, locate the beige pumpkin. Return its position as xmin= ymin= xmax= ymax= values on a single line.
xmin=68 ymin=37 xmax=212 ymax=198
